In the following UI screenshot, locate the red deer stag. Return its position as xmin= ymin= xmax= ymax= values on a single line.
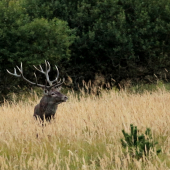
xmin=7 ymin=61 xmax=68 ymax=121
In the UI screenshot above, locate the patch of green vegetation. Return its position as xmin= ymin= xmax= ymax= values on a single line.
xmin=121 ymin=124 xmax=161 ymax=160
xmin=127 ymin=81 xmax=170 ymax=94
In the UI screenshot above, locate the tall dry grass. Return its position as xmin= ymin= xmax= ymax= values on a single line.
xmin=0 ymin=89 xmax=170 ymax=169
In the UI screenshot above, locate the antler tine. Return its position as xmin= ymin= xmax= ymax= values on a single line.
xmin=21 ymin=62 xmax=23 ymax=72
xmin=16 ymin=62 xmax=22 ymax=74
xmin=33 ymin=64 xmax=44 ymax=73
xmin=49 ymin=65 xmax=60 ymax=85
xmin=54 ymin=78 xmax=65 ymax=87
xmin=55 ymin=65 xmax=59 ymax=81
xmin=34 ymin=72 xmax=38 ymax=84
xmin=44 ymin=60 xmax=51 ymax=85
xmin=6 ymin=67 xmax=21 ymax=78
xmin=46 ymin=60 xmax=51 ymax=73
xmin=14 ymin=68 xmax=18 ymax=76
xmin=49 ymin=78 xmax=65 ymax=89
xmin=33 ymin=61 xmax=52 ymax=86
xmin=57 ymin=78 xmax=61 ymax=84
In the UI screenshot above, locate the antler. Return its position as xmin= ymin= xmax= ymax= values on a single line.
xmin=33 ymin=60 xmax=64 ymax=87
xmin=6 ymin=61 xmax=65 ymax=90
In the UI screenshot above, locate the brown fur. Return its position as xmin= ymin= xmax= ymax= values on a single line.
xmin=34 ymin=88 xmax=68 ymax=121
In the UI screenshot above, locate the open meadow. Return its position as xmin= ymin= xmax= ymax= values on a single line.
xmin=0 ymin=89 xmax=170 ymax=169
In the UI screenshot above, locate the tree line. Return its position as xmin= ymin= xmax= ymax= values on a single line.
xmin=1 ymin=0 xmax=170 ymax=98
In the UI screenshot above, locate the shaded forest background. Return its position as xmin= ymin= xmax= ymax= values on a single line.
xmin=1 ymin=0 xmax=170 ymax=100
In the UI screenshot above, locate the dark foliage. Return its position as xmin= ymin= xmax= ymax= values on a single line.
xmin=1 ymin=0 xmax=170 ymax=100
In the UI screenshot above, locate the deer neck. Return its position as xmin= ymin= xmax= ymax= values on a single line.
xmin=42 ymin=95 xmax=60 ymax=115
xmin=46 ymin=103 xmax=58 ymax=115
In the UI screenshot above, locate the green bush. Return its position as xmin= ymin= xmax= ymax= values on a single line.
xmin=121 ymin=124 xmax=161 ymax=160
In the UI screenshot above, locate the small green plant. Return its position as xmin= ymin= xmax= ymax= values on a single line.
xmin=121 ymin=124 xmax=161 ymax=160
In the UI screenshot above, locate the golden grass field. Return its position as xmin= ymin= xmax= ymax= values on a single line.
xmin=0 ymin=89 xmax=170 ymax=169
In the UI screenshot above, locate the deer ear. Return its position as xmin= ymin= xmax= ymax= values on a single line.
xmin=56 ymin=86 xmax=62 ymax=91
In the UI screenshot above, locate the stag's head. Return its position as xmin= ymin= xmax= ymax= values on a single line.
xmin=46 ymin=87 xmax=68 ymax=104
xmin=6 ymin=60 xmax=68 ymax=103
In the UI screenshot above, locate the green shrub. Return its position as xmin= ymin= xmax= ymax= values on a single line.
xmin=121 ymin=124 xmax=161 ymax=160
